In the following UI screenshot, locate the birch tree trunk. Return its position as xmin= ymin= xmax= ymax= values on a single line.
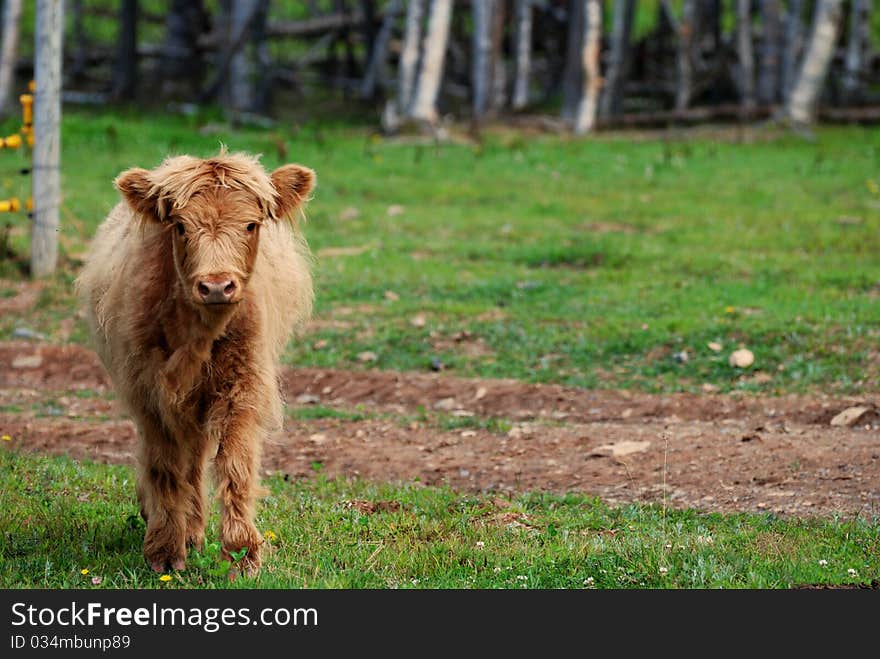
xmin=842 ymin=0 xmax=871 ymax=104
xmin=758 ymin=0 xmax=781 ymax=104
xmin=360 ymin=0 xmax=401 ymax=99
xmin=784 ymin=0 xmax=844 ymax=124
xmin=472 ymin=0 xmax=494 ymax=120
xmin=409 ymin=0 xmax=453 ymax=123
xmin=781 ymin=0 xmax=802 ymax=101
xmin=599 ymin=0 xmax=635 ymax=119
xmin=31 ymin=0 xmax=64 ymax=279
xmin=398 ymin=0 xmax=425 ymax=115
xmin=573 ymin=0 xmax=601 ymax=134
xmin=489 ymin=0 xmax=507 ymax=113
xmin=225 ymin=0 xmax=260 ymax=113
xmin=112 ymin=0 xmax=138 ymax=101
xmin=0 ymin=0 xmax=23 ymax=116
xmin=737 ymin=0 xmax=756 ymax=111
xmin=675 ymin=0 xmax=697 ymax=111
xmin=561 ymin=0 xmax=585 ymax=120
xmin=512 ymin=0 xmax=532 ymax=110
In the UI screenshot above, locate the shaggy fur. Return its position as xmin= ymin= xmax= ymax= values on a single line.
xmin=75 ymin=150 xmax=315 ymax=575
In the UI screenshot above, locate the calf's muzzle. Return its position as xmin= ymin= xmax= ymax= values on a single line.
xmin=196 ymin=277 xmax=238 ymax=305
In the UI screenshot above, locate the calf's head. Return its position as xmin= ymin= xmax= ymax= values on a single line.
xmin=115 ymin=152 xmax=314 ymax=312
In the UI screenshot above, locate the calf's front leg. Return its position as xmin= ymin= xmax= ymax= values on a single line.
xmin=213 ymin=408 xmax=265 ymax=576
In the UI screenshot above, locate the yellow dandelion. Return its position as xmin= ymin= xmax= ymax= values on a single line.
xmin=263 ymin=530 xmax=277 ymax=542
xmin=159 ymin=575 xmax=172 ymax=582
xmin=2 ymin=434 xmax=11 ymax=441
xmin=867 ymin=180 xmax=879 ymax=195
xmin=80 ymin=568 xmax=89 ymax=575
xmin=724 ymin=306 xmax=735 ymax=314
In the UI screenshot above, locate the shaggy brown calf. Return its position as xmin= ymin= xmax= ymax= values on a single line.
xmin=76 ymin=150 xmax=315 ymax=575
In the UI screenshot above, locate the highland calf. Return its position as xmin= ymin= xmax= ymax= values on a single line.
xmin=76 ymin=151 xmax=315 ymax=575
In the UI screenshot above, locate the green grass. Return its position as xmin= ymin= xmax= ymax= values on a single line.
xmin=2 ymin=109 xmax=879 ymax=394
xmin=1 ymin=450 xmax=877 ymax=589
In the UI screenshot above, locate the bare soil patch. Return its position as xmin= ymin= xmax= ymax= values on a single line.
xmin=1 ymin=341 xmax=878 ymax=520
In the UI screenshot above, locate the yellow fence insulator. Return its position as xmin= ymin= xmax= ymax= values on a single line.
xmin=0 ymin=198 xmax=21 ymax=213
xmin=0 ymin=134 xmax=22 ymax=149
xmin=20 ymin=94 xmax=32 ymax=128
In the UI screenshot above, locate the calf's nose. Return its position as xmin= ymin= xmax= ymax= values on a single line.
xmin=197 ymin=278 xmax=237 ymax=304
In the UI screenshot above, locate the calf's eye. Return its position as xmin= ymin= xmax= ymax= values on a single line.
xmin=246 ymin=223 xmax=257 ymax=233
xmin=176 ymin=222 xmax=185 ymax=236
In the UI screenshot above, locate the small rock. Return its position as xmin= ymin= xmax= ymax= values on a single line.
xmin=701 ymin=383 xmax=719 ymax=393
xmin=434 ymin=397 xmax=456 ymax=411
xmin=588 ymin=440 xmax=651 ymax=458
xmin=384 ymin=290 xmax=400 ymax=301
xmin=460 ymin=430 xmax=477 ymax=438
xmin=451 ymin=409 xmax=473 ymax=417
xmin=12 ymin=327 xmax=47 ymax=341
xmin=12 ymin=354 xmax=42 ymax=369
xmin=295 ymin=394 xmax=321 ymax=405
xmin=707 ymin=341 xmax=723 ymax=352
xmin=313 ymin=339 xmax=328 ymax=349
xmin=830 ymin=406 xmax=873 ymax=427
xmin=673 ymin=350 xmax=689 ymax=363
xmin=357 ymin=351 xmax=378 ymax=363
xmin=309 ymin=433 xmax=327 ymax=444
xmin=387 ymin=204 xmax=405 ymax=216
xmin=507 ymin=424 xmax=534 ymax=439
xmin=729 ymin=348 xmax=755 ymax=368
xmin=410 ymin=313 xmax=427 ymax=327
xmin=430 ymin=357 xmax=444 ymax=372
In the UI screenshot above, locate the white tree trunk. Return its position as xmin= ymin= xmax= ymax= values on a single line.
xmin=573 ymin=0 xmax=601 ymax=134
xmin=675 ymin=0 xmax=697 ymax=111
xmin=785 ymin=0 xmax=844 ymax=124
xmin=227 ymin=0 xmax=260 ymax=113
xmin=561 ymin=0 xmax=585 ymax=120
xmin=398 ymin=0 xmax=425 ymax=115
xmin=781 ymin=0 xmax=803 ymax=102
xmin=472 ymin=0 xmax=494 ymax=119
xmin=0 ymin=0 xmax=23 ymax=116
xmin=361 ymin=0 xmax=401 ymax=98
xmin=512 ymin=0 xmax=532 ymax=110
xmin=842 ymin=0 xmax=871 ymax=103
xmin=737 ymin=0 xmax=756 ymax=110
xmin=31 ymin=0 xmax=64 ymax=279
xmin=599 ymin=0 xmax=635 ymax=118
xmin=409 ymin=0 xmax=452 ymax=123
xmin=489 ymin=0 xmax=507 ymax=113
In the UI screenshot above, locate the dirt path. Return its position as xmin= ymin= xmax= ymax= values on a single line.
xmin=1 ymin=341 xmax=879 ymax=519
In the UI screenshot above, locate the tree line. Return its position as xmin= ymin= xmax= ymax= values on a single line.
xmin=0 ymin=0 xmax=874 ymax=132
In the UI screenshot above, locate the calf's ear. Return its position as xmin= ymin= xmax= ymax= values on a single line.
xmin=270 ymin=164 xmax=315 ymax=221
xmin=115 ymin=168 xmax=163 ymax=222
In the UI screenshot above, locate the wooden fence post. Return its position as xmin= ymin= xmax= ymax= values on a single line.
xmin=31 ymin=0 xmax=64 ymax=278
